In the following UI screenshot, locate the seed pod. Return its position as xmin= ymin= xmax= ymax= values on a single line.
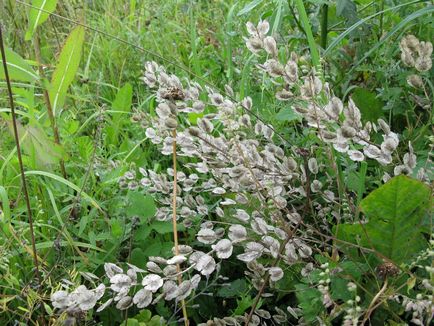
xmin=164 ymin=117 xmax=178 ymax=129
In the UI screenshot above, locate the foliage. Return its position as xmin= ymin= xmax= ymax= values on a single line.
xmin=0 ymin=0 xmax=432 ymax=325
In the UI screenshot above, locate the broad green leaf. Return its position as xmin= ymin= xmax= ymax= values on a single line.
xmin=7 ymin=120 xmax=65 ymax=167
xmin=351 ymin=88 xmax=384 ymax=122
xmin=112 ymin=83 xmax=133 ymax=113
xmin=109 ymin=83 xmax=133 ymax=144
xmin=0 ymin=48 xmax=38 ymax=82
xmin=0 ymin=186 xmax=11 ymax=236
xmin=25 ymin=0 xmax=58 ymax=40
xmin=0 ymin=186 xmax=11 ymax=224
xmin=151 ymin=221 xmax=185 ymax=234
xmin=338 ymin=175 xmax=431 ymax=264
xmin=217 ymin=279 xmax=247 ymax=298
xmin=126 ymin=192 xmax=156 ymax=224
xmin=49 ymin=26 xmax=85 ymax=115
xmin=275 ymin=107 xmax=301 ymax=122
xmin=336 ymin=0 xmax=356 ymax=18
xmin=295 ymin=284 xmax=323 ymax=322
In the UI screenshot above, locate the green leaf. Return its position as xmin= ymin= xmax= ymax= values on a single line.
xmin=0 ymin=48 xmax=38 ymax=82
xmin=275 ymin=106 xmax=301 ymax=122
xmin=151 ymin=221 xmax=185 ymax=234
xmin=126 ymin=192 xmax=156 ymax=224
xmin=7 ymin=120 xmax=65 ymax=167
xmin=234 ymin=295 xmax=254 ymax=315
xmin=25 ymin=0 xmax=58 ymax=40
xmin=0 ymin=186 xmax=11 ymax=224
xmin=237 ymin=0 xmax=264 ymax=16
xmin=109 ymin=83 xmax=133 ymax=144
xmin=217 ymin=279 xmax=247 ymax=298
xmin=111 ymin=219 xmax=124 ymax=237
xmin=49 ymin=26 xmax=85 ymax=115
xmin=112 ymin=83 xmax=133 ymax=113
xmin=295 ymin=284 xmax=323 ymax=322
xmin=130 ymin=248 xmax=148 ymax=268
xmin=351 ymin=88 xmax=384 ymax=122
xmin=338 ymin=176 xmax=431 ymax=264
xmin=134 ymin=224 xmax=152 ymax=242
xmin=336 ymin=0 xmax=357 ymax=18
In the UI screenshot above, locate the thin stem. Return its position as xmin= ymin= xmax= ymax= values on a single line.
xmin=33 ymin=33 xmax=67 ymax=179
xmin=378 ymin=0 xmax=385 ymax=40
xmin=362 ymin=278 xmax=388 ymax=325
xmin=171 ymin=128 xmax=189 ymax=326
xmin=320 ymin=4 xmax=328 ymax=49
xmin=0 ymin=25 xmax=44 ymax=321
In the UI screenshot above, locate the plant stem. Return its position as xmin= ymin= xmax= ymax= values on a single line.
xmin=33 ymin=33 xmax=67 ymax=179
xmin=378 ymin=0 xmax=385 ymax=40
xmin=171 ymin=128 xmax=189 ymax=326
xmin=0 ymin=25 xmax=44 ymax=320
xmin=320 ymin=4 xmax=328 ymax=49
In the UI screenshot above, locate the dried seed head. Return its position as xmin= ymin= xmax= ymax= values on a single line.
xmin=160 ymin=86 xmax=185 ymax=101
xmin=340 ymin=126 xmax=357 ymax=139
xmin=257 ymin=20 xmax=270 ymax=36
xmin=263 ymin=36 xmax=278 ymax=57
xmin=164 ymin=117 xmax=178 ymax=129
xmin=415 ymin=56 xmax=432 ymax=72
xmin=407 ymin=74 xmax=424 ymax=88
xmin=308 ymin=158 xmax=318 ymax=174
xmin=376 ymin=262 xmax=400 ymax=279
xmin=197 ymin=118 xmax=214 ymax=134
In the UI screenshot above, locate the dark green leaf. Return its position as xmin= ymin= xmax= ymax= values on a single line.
xmin=351 ymin=88 xmax=384 ymax=122
xmin=338 ymin=176 xmax=431 ymax=264
xmin=126 ymin=192 xmax=156 ymax=224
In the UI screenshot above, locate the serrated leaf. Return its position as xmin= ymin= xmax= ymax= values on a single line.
xmin=25 ymin=0 xmax=58 ymax=40
xmin=337 ymin=176 xmax=431 ymax=264
xmin=0 ymin=48 xmax=38 ymax=82
xmin=49 ymin=26 xmax=85 ymax=115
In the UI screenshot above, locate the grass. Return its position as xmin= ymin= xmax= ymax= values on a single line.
xmin=0 ymin=0 xmax=432 ymax=324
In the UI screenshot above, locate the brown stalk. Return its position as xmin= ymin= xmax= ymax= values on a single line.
xmin=171 ymin=128 xmax=189 ymax=326
xmin=0 ymin=25 xmax=44 ymax=321
xmin=33 ymin=32 xmax=67 ymax=179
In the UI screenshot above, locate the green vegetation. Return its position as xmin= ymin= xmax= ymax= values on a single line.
xmin=0 ymin=0 xmax=432 ymax=325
